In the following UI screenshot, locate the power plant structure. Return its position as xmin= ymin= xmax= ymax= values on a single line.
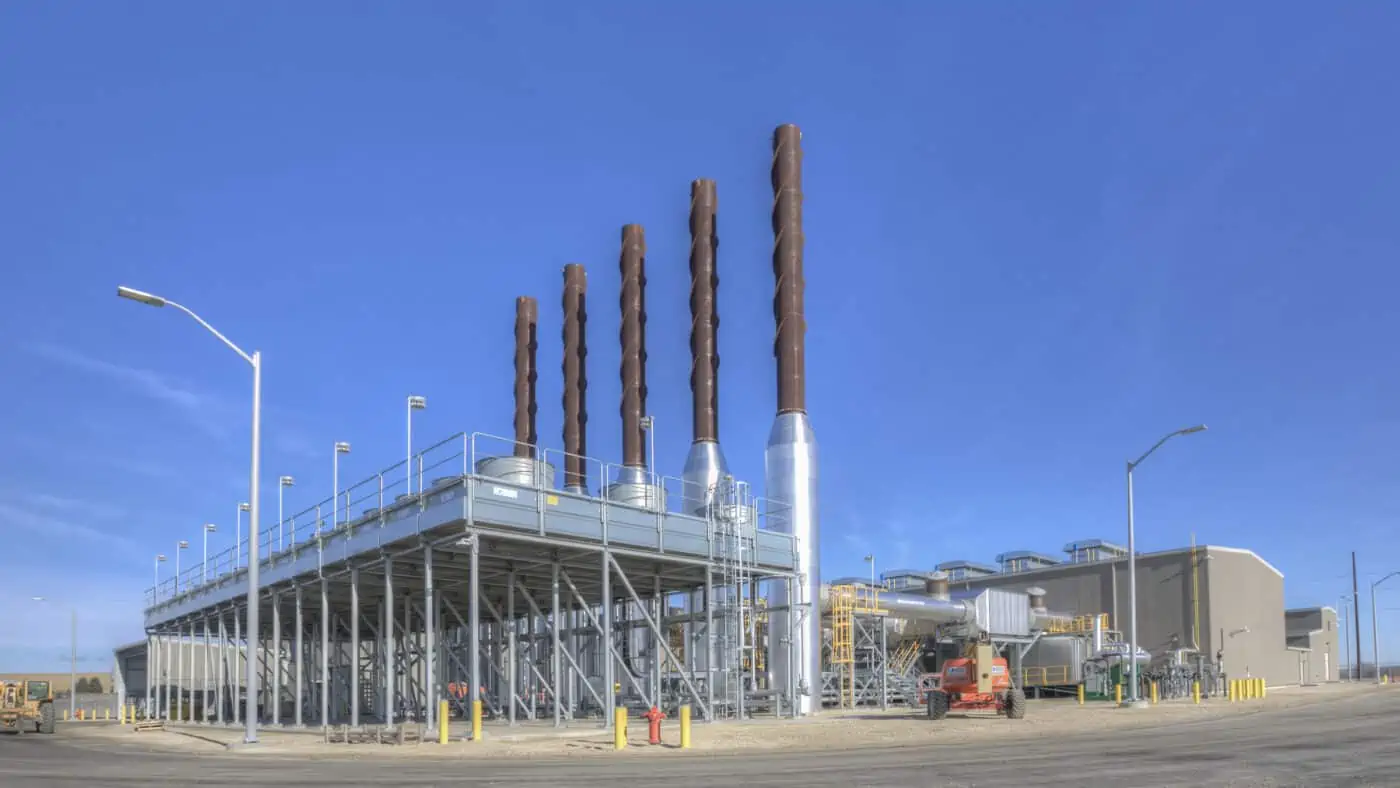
xmin=130 ymin=125 xmax=820 ymax=730
xmin=120 ymin=124 xmax=1338 ymax=732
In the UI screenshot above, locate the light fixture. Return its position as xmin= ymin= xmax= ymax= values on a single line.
xmin=116 ymin=286 xmax=166 ymax=307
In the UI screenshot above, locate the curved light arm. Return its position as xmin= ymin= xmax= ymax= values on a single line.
xmin=1130 ymin=425 xmax=1208 ymax=470
xmin=1373 ymin=570 xmax=1400 ymax=591
xmin=117 ymin=286 xmax=253 ymax=367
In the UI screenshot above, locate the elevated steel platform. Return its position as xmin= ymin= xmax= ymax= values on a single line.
xmin=137 ymin=432 xmax=805 ymax=732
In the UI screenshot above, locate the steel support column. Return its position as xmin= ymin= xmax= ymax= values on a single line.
xmin=424 ymin=545 xmax=436 ymax=734
xmin=552 ymin=563 xmax=562 ymax=728
xmin=320 ymin=576 xmax=330 ymax=726
xmin=469 ymin=535 xmax=480 ymax=736
xmin=294 ymin=585 xmax=304 ymax=727
xmin=384 ymin=556 xmax=395 ymax=729
xmin=705 ymin=570 xmax=715 ymax=720
xmin=217 ymin=616 xmax=226 ymax=724
xmin=164 ymin=634 xmax=172 ymax=721
xmin=507 ymin=568 xmax=516 ymax=726
xmin=272 ymin=592 xmax=281 ymax=726
xmin=350 ymin=565 xmax=360 ymax=727
xmin=601 ymin=553 xmax=612 ymax=729
xmin=232 ymin=608 xmax=241 ymax=726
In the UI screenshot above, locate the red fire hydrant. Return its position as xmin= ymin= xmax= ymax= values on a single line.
xmin=644 ymin=706 xmax=666 ymax=745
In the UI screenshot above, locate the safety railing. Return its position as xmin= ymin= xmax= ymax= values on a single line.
xmin=145 ymin=429 xmax=796 ymax=609
xmin=1046 ymin=613 xmax=1111 ymax=634
xmin=1020 ymin=665 xmax=1074 ymax=686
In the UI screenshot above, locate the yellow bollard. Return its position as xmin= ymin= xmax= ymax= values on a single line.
xmin=1150 ymin=681 xmax=1159 ymax=705
xmin=613 ymin=707 xmax=627 ymax=750
xmin=1259 ymin=679 xmax=1267 ymax=699
xmin=130 ymin=704 xmax=136 ymax=722
xmin=1114 ymin=684 xmax=1122 ymax=704
xmin=438 ymin=700 xmax=449 ymax=745
xmin=471 ymin=699 xmax=482 ymax=741
xmin=1077 ymin=683 xmax=1085 ymax=706
xmin=63 ymin=708 xmax=69 ymax=721
xmin=118 ymin=705 xmax=126 ymax=725
xmin=679 ymin=704 xmax=691 ymax=749
xmin=1192 ymin=680 xmax=1200 ymax=705
xmin=106 ymin=708 xmax=111 ymax=721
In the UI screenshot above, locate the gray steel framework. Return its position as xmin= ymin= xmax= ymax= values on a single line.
xmin=140 ymin=432 xmax=803 ymax=730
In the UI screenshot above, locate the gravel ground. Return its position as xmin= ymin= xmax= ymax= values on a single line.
xmin=80 ymin=681 xmax=1382 ymax=760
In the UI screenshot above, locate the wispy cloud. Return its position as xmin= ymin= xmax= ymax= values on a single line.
xmin=19 ymin=492 xmax=126 ymax=520
xmin=23 ymin=341 xmax=230 ymax=439
xmin=0 ymin=501 xmax=141 ymax=556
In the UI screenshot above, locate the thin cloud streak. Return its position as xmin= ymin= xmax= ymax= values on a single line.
xmin=23 ymin=341 xmax=230 ymax=439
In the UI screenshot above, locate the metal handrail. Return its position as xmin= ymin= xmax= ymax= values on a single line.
xmin=143 ymin=428 xmax=794 ymax=603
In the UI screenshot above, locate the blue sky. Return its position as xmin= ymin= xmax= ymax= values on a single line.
xmin=3 ymin=2 xmax=1398 ymax=671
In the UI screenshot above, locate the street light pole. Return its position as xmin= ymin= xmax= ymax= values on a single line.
xmin=278 ymin=476 xmax=295 ymax=551
xmin=154 ymin=554 xmax=167 ymax=600
xmin=864 ymin=554 xmax=876 ymax=590
xmin=1123 ymin=424 xmax=1207 ymax=708
xmin=117 ymin=285 xmax=264 ymax=745
xmin=407 ymin=395 xmax=426 ymax=494
xmin=202 ymin=524 xmax=216 ymax=584
xmin=236 ymin=502 xmax=249 ymax=569
xmin=175 ymin=541 xmax=189 ymax=595
xmin=332 ymin=442 xmax=351 ymax=532
xmin=1372 ymin=571 xmax=1400 ymax=684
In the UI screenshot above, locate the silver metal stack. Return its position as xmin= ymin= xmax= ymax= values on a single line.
xmin=765 ymin=123 xmax=820 ymax=715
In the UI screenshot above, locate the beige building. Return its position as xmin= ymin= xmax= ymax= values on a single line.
xmin=924 ymin=542 xmax=1332 ymax=687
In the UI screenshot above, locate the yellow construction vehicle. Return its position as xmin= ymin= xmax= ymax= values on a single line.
xmin=1 ymin=680 xmax=56 ymax=734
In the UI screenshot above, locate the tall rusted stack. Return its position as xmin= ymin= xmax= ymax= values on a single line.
xmin=561 ymin=263 xmax=589 ymax=493
xmin=618 ymin=224 xmax=648 ymax=471
xmin=681 ymin=178 xmax=730 ymax=514
xmin=607 ymin=224 xmax=661 ymax=508
xmin=764 ymin=123 xmax=819 ymax=715
xmin=513 ymin=296 xmax=539 ymax=458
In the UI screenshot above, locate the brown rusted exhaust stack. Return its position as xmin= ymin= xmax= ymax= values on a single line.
xmin=512 ymin=296 xmax=539 ymax=458
xmin=772 ymin=123 xmax=806 ymax=414
xmin=689 ymin=179 xmax=720 ymax=444
xmin=618 ymin=224 xmax=648 ymax=468
xmin=561 ymin=264 xmax=588 ymax=490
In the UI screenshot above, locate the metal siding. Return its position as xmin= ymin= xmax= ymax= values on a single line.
xmin=976 ymin=589 xmax=1029 ymax=637
xmin=1205 ymin=548 xmax=1292 ymax=685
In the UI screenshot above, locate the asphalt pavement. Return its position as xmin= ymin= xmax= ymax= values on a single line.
xmin=1 ymin=690 xmax=1394 ymax=786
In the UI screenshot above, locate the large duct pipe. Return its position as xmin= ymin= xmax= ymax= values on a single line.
xmin=765 ymin=123 xmax=820 ymax=716
xmin=619 ymin=223 xmax=648 ymax=470
xmin=682 ymin=179 xmax=730 ymax=514
xmin=562 ymin=264 xmax=588 ymax=493
xmin=513 ymin=296 xmax=539 ymax=458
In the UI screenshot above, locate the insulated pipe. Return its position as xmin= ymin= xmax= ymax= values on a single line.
xmin=618 ymin=224 xmax=648 ymax=468
xmin=513 ymin=296 xmax=539 ymax=458
xmin=561 ymin=264 xmax=588 ymax=491
xmin=817 ymin=587 xmax=1072 ymax=632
